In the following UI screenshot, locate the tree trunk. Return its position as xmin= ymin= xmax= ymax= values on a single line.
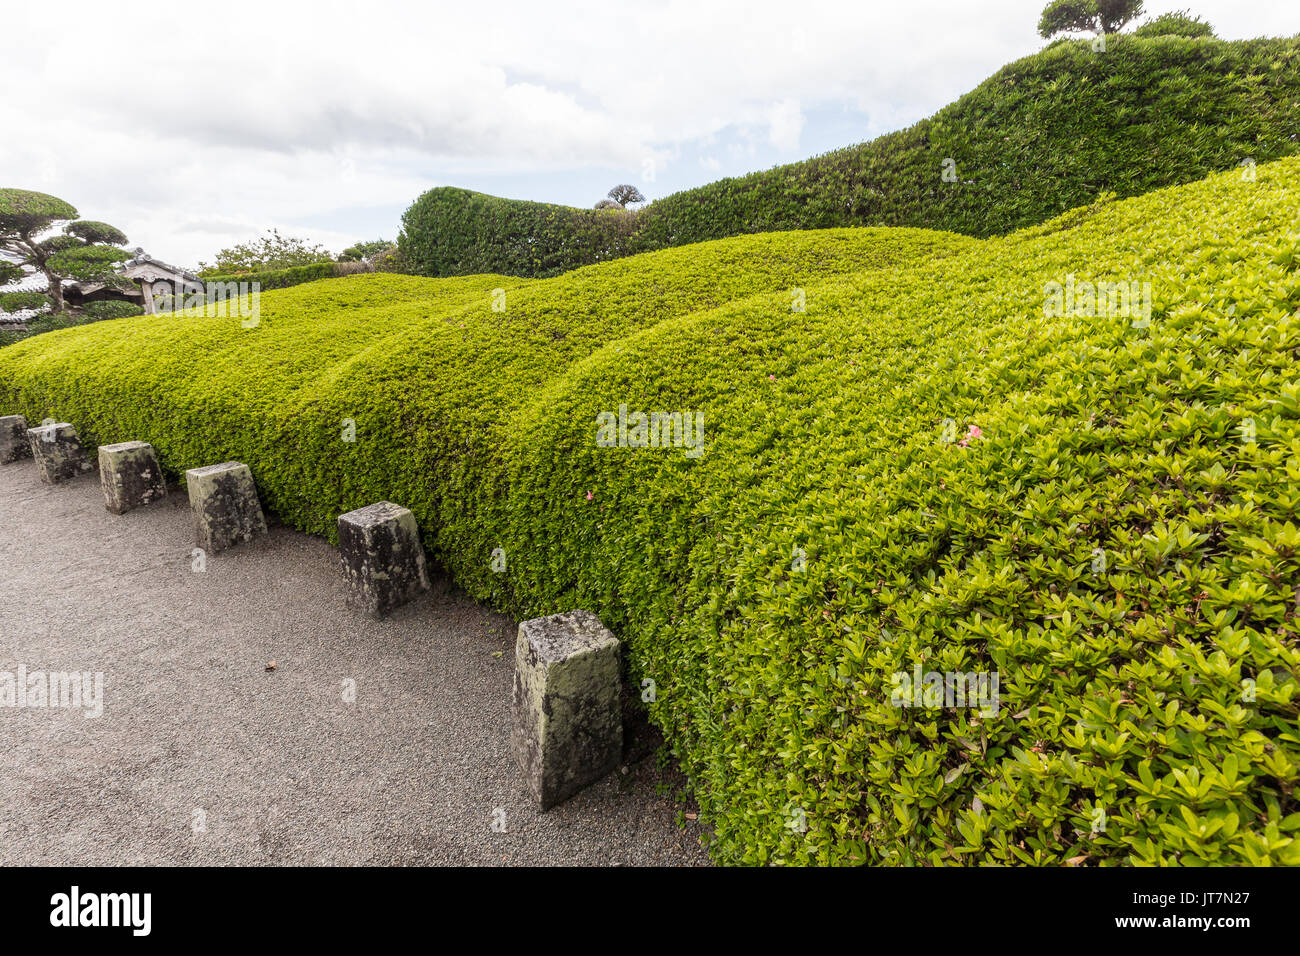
xmin=44 ymin=268 xmax=65 ymax=313
xmin=14 ymin=228 xmax=66 ymax=314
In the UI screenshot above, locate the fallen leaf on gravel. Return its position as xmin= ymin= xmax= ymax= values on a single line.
xmin=265 ymin=661 xmax=277 ymax=672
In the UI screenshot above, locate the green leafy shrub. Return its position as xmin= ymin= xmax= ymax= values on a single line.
xmin=0 ymin=291 xmax=50 ymax=313
xmin=368 ymin=244 xmax=410 ymax=273
xmin=400 ymin=187 xmax=640 ymax=278
xmin=18 ymin=312 xmax=86 ymax=338
xmin=197 ymin=228 xmax=333 ymax=275
xmin=83 ymin=300 xmax=143 ymax=321
xmin=400 ymin=34 xmax=1300 ymax=278
xmin=338 ymin=240 xmax=393 ymax=262
xmin=200 ymin=260 xmax=342 ymax=291
xmin=1134 ymin=11 xmax=1215 ymax=39
xmin=1 ymin=161 xmax=1298 ymax=866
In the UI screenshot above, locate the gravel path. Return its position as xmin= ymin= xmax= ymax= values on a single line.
xmin=0 ymin=456 xmax=709 ymax=866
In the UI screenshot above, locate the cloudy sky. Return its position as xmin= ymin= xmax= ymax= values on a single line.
xmin=2 ymin=0 xmax=1294 ymax=268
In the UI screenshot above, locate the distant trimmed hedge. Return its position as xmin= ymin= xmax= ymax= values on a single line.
xmin=399 ymin=187 xmax=639 ymax=279
xmin=201 ymin=260 xmax=343 ymax=291
xmin=3 ymin=162 xmax=1299 ymax=866
xmin=1134 ymin=11 xmax=1216 ymax=39
xmin=400 ymin=33 xmax=1300 ymax=278
xmin=83 ymin=300 xmax=144 ymax=321
xmin=201 ymin=261 xmax=338 ymax=290
xmin=200 ymin=256 xmax=411 ymax=293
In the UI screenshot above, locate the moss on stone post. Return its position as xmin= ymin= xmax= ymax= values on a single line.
xmin=512 ymin=610 xmax=623 ymax=810
xmin=0 ymin=415 xmax=31 ymax=464
xmin=337 ymin=501 xmax=431 ymax=616
xmin=25 ymin=422 xmax=93 ymax=484
xmin=99 ymin=441 xmax=166 ymax=515
xmin=185 ymin=461 xmax=267 ymax=552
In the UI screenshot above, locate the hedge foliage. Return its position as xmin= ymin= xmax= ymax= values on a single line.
xmin=1134 ymin=11 xmax=1216 ymax=39
xmin=400 ymin=33 xmax=1300 ymax=278
xmin=83 ymin=300 xmax=144 ymax=321
xmin=2 ymin=161 xmax=1299 ymax=866
xmin=201 ymin=260 xmax=344 ymax=291
xmin=400 ymin=187 xmax=639 ymax=279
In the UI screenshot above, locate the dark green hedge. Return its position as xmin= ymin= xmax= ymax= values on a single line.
xmin=83 ymin=300 xmax=144 ymax=321
xmin=400 ymin=34 xmax=1300 ymax=278
xmin=202 ymin=260 xmax=341 ymax=291
xmin=399 ymin=187 xmax=639 ymax=279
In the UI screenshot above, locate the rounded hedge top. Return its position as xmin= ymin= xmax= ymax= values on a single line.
xmin=1134 ymin=12 xmax=1216 ymax=38
xmin=0 ymin=189 xmax=78 ymax=233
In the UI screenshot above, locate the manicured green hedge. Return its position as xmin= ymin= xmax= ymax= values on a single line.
xmin=400 ymin=33 xmax=1300 ymax=278
xmin=1134 ymin=11 xmax=1216 ymax=39
xmin=83 ymin=300 xmax=144 ymax=321
xmin=1 ymin=162 xmax=1298 ymax=866
xmin=201 ymin=260 xmax=342 ymax=291
xmin=400 ymin=187 xmax=639 ymax=279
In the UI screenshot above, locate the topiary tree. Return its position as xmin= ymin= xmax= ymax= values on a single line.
xmin=604 ymin=184 xmax=646 ymax=209
xmin=1038 ymin=0 xmax=1144 ymax=38
xmin=0 ymin=189 xmax=131 ymax=314
xmin=1133 ymin=10 xmax=1214 ymax=38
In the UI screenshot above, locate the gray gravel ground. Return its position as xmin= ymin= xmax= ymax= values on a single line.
xmin=0 ymin=457 xmax=710 ymax=866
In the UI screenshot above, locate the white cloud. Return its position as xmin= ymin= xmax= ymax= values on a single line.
xmin=766 ymin=99 xmax=804 ymax=152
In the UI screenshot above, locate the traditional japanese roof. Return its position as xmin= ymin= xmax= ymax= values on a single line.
xmin=120 ymin=251 xmax=203 ymax=285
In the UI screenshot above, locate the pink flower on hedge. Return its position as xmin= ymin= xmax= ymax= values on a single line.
xmin=585 ymin=491 xmax=594 ymax=501
xmin=958 ymin=425 xmax=983 ymax=448
xmin=768 ymin=374 xmax=776 ymax=381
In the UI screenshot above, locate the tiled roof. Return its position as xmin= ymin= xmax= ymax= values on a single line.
xmin=123 ymin=252 xmax=202 ymax=284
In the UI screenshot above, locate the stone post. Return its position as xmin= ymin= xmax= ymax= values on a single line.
xmin=512 ymin=609 xmax=623 ymax=809
xmin=337 ymin=501 xmax=431 ymax=616
xmin=25 ymin=422 xmax=93 ymax=484
xmin=99 ymin=441 xmax=167 ymax=515
xmin=0 ymin=415 xmax=31 ymax=464
xmin=185 ymin=461 xmax=267 ymax=552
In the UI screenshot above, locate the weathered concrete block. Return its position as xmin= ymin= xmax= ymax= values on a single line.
xmin=99 ymin=441 xmax=167 ymax=515
xmin=337 ymin=501 xmax=431 ymax=616
xmin=512 ymin=609 xmax=622 ymax=809
xmin=185 ymin=461 xmax=267 ymax=552
xmin=25 ymin=422 xmax=94 ymax=484
xmin=0 ymin=415 xmax=31 ymax=464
